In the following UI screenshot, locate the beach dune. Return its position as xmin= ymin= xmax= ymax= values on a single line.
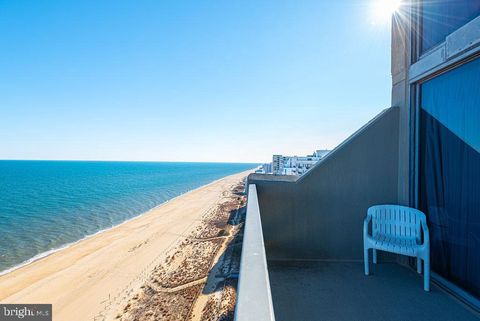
xmin=0 ymin=170 xmax=250 ymax=321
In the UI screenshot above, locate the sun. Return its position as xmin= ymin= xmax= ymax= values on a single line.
xmin=371 ymin=0 xmax=402 ymax=23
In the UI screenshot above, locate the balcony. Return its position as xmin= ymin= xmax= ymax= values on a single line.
xmin=269 ymin=261 xmax=478 ymax=321
xmin=235 ymin=107 xmax=480 ymax=321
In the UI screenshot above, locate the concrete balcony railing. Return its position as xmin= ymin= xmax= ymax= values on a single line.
xmin=234 ymin=184 xmax=275 ymax=321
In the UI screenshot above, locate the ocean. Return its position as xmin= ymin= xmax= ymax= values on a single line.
xmin=0 ymin=160 xmax=256 ymax=274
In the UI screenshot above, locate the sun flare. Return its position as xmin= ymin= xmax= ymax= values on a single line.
xmin=372 ymin=0 xmax=401 ymax=23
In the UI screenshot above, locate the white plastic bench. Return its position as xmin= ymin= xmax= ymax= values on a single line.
xmin=363 ymin=205 xmax=430 ymax=291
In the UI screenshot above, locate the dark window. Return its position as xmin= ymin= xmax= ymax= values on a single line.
xmin=421 ymin=0 xmax=480 ymax=54
xmin=419 ymin=57 xmax=480 ymax=299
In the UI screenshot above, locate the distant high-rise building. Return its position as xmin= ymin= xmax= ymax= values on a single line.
xmin=272 ymin=155 xmax=284 ymax=175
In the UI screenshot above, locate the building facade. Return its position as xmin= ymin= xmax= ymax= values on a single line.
xmin=271 ymin=150 xmax=329 ymax=176
xmin=392 ymin=0 xmax=480 ymax=305
xmin=271 ymin=155 xmax=284 ymax=175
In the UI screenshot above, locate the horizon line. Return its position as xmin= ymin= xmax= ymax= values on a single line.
xmin=0 ymin=158 xmax=262 ymax=164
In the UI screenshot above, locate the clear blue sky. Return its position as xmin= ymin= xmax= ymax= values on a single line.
xmin=0 ymin=0 xmax=392 ymax=163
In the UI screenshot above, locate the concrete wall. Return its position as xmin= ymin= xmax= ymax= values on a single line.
xmin=248 ymin=107 xmax=400 ymax=261
xmin=391 ymin=10 xmax=412 ymax=207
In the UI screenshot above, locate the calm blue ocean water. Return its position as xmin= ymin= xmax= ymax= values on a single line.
xmin=0 ymin=160 xmax=256 ymax=273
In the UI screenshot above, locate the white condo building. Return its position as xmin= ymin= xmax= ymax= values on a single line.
xmin=270 ymin=150 xmax=329 ymax=176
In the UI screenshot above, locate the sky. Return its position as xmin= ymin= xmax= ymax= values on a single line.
xmin=0 ymin=0 xmax=392 ymax=163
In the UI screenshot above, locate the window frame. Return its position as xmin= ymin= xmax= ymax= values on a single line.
xmin=409 ymin=4 xmax=480 ymax=81
xmin=414 ymin=0 xmax=480 ymax=60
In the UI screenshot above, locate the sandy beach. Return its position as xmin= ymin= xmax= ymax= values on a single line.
xmin=0 ymin=170 xmax=251 ymax=321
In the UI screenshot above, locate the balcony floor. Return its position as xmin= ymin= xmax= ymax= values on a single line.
xmin=268 ymin=261 xmax=479 ymax=321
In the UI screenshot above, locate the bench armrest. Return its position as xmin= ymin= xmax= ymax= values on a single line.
xmin=421 ymin=220 xmax=430 ymax=245
xmin=363 ymin=215 xmax=372 ymax=238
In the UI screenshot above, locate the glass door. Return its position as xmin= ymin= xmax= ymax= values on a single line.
xmin=418 ymin=57 xmax=480 ymax=299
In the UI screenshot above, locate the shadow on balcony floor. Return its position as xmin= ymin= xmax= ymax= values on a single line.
xmin=268 ymin=261 xmax=479 ymax=321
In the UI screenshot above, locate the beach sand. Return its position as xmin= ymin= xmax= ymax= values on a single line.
xmin=0 ymin=170 xmax=251 ymax=321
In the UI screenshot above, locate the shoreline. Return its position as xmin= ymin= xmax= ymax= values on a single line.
xmin=0 ymin=169 xmax=251 ymax=321
xmin=0 ymin=168 xmax=254 ymax=277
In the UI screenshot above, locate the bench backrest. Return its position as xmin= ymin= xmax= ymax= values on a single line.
xmin=368 ymin=205 xmax=426 ymax=243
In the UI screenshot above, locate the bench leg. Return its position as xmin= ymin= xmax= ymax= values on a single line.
xmin=424 ymin=254 xmax=430 ymax=292
xmin=417 ymin=257 xmax=422 ymax=274
xmin=373 ymin=249 xmax=377 ymax=264
xmin=364 ymin=248 xmax=369 ymax=275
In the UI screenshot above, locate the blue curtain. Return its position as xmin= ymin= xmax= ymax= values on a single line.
xmin=419 ymin=57 xmax=480 ymax=298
